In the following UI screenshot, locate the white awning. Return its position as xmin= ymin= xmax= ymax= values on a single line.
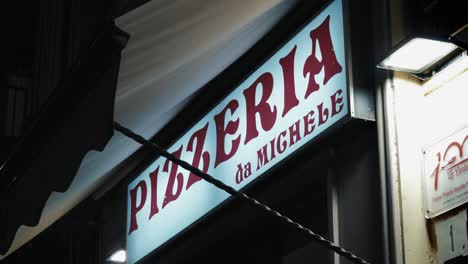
xmin=1 ymin=0 xmax=297 ymax=259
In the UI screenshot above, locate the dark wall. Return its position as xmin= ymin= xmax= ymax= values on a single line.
xmin=0 ymin=0 xmax=130 ymax=257
xmin=335 ymin=126 xmax=383 ymax=264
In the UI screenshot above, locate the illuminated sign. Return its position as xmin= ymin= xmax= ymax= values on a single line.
xmin=127 ymin=1 xmax=347 ymax=262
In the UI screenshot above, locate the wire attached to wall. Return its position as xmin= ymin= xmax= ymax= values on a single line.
xmin=114 ymin=122 xmax=372 ymax=264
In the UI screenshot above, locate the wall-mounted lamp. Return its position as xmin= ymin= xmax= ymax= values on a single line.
xmin=377 ymin=24 xmax=468 ymax=80
xmin=107 ymin=249 xmax=126 ymax=263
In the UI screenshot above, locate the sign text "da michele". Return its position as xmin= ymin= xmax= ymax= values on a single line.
xmin=126 ymin=1 xmax=347 ymax=263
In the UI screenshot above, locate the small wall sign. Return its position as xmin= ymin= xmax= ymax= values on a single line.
xmin=423 ymin=125 xmax=468 ymax=218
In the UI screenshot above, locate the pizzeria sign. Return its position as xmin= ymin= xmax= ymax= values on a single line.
xmin=127 ymin=0 xmax=348 ymax=262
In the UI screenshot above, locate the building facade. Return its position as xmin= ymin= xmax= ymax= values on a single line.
xmin=1 ymin=0 xmax=467 ymax=263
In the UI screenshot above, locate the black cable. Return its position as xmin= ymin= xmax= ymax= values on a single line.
xmin=114 ymin=122 xmax=372 ymax=264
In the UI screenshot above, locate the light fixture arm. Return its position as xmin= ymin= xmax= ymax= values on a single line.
xmin=449 ymin=23 xmax=468 ymax=51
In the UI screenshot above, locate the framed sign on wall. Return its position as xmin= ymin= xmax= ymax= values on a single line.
xmin=423 ymin=125 xmax=468 ymax=218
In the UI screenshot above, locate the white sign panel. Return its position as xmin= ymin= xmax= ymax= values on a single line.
xmin=127 ymin=1 xmax=348 ymax=262
xmin=423 ymin=125 xmax=468 ymax=218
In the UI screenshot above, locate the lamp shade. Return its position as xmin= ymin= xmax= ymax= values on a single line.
xmin=377 ymin=37 xmax=460 ymax=75
xmin=108 ymin=250 xmax=126 ymax=263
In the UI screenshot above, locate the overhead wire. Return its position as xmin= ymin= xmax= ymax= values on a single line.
xmin=114 ymin=121 xmax=372 ymax=264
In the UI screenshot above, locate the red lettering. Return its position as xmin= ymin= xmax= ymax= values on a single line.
xmin=243 ymin=72 xmax=277 ymax=144
xmin=269 ymin=138 xmax=276 ymax=160
xmin=279 ymin=46 xmax=299 ymax=117
xmin=277 ymin=130 xmax=288 ymax=154
xmin=149 ymin=166 xmax=160 ymax=220
xmin=244 ymin=163 xmax=252 ymax=178
xmin=256 ymin=144 xmax=270 ymax=170
xmin=330 ymin=89 xmax=344 ymax=117
xmin=463 ymin=136 xmax=468 ymax=153
xmin=303 ymin=15 xmax=343 ymax=99
xmin=186 ymin=123 xmax=210 ymax=190
xmin=443 ymin=141 xmax=463 ymax=160
xmin=235 ymin=164 xmax=244 ymax=184
xmin=288 ymin=120 xmax=301 ymax=146
xmin=433 ymin=153 xmax=441 ymax=191
xmin=214 ymin=100 xmax=241 ymax=167
xmin=162 ymin=146 xmax=184 ymax=208
xmin=129 ymin=180 xmax=147 ymax=235
xmin=303 ymin=110 xmax=316 ymax=137
xmin=317 ymin=102 xmax=329 ymax=126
